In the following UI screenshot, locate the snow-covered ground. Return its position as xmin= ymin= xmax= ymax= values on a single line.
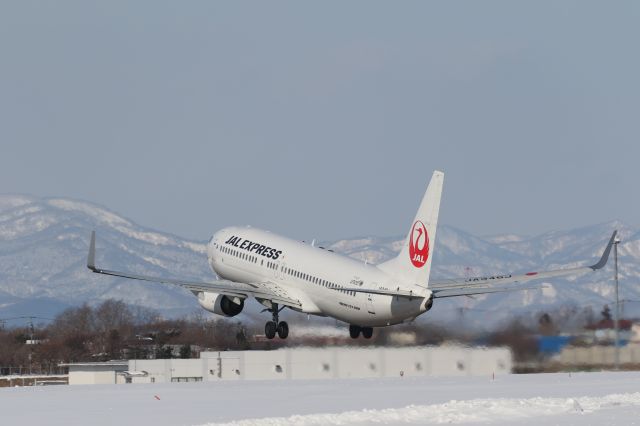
xmin=1 ymin=372 xmax=640 ymax=425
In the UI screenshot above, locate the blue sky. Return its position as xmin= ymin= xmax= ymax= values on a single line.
xmin=1 ymin=1 xmax=638 ymax=240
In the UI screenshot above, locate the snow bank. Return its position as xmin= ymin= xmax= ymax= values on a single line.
xmin=207 ymin=392 xmax=640 ymax=425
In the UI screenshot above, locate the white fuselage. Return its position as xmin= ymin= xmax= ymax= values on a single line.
xmin=206 ymin=226 xmax=430 ymax=327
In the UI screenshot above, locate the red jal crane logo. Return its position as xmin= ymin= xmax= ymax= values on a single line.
xmin=409 ymin=220 xmax=429 ymax=268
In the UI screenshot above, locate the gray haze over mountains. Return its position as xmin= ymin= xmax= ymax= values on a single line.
xmin=1 ymin=194 xmax=638 ymax=327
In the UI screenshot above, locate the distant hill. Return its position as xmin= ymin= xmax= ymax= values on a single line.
xmin=0 ymin=194 xmax=637 ymax=326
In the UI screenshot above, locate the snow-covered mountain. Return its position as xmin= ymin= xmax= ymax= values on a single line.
xmin=0 ymin=194 xmax=638 ymax=326
xmin=0 ymin=195 xmax=211 ymax=319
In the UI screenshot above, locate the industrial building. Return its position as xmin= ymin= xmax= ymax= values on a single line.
xmin=63 ymin=345 xmax=512 ymax=385
xmin=60 ymin=361 xmax=129 ymax=385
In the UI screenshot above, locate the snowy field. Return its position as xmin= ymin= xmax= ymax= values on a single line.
xmin=1 ymin=372 xmax=640 ymax=425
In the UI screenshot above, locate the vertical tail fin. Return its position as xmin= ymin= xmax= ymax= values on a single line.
xmin=379 ymin=170 xmax=444 ymax=287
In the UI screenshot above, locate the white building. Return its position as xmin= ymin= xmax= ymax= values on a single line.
xmin=60 ymin=361 xmax=128 ymax=385
xmin=64 ymin=346 xmax=511 ymax=385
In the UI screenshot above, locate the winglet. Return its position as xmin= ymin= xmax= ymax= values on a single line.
xmin=590 ymin=230 xmax=618 ymax=271
xmin=87 ymin=230 xmax=97 ymax=272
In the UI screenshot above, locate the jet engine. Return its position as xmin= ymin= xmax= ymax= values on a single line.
xmin=197 ymin=292 xmax=245 ymax=317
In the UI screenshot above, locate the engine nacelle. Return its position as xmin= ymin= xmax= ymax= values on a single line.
xmin=197 ymin=292 xmax=244 ymax=317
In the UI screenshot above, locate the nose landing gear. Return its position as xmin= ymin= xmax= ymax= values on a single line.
xmin=265 ymin=303 xmax=289 ymax=339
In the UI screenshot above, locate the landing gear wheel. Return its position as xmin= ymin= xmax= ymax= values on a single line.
xmin=265 ymin=321 xmax=277 ymax=339
xmin=277 ymin=321 xmax=289 ymax=339
xmin=362 ymin=327 xmax=373 ymax=339
xmin=349 ymin=325 xmax=361 ymax=339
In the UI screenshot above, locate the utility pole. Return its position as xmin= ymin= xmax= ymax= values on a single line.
xmin=613 ymin=236 xmax=621 ymax=370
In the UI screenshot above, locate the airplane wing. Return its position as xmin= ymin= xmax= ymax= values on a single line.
xmin=86 ymin=231 xmax=302 ymax=309
xmin=343 ymin=231 xmax=617 ymax=300
xmin=432 ymin=284 xmax=547 ymax=298
xmin=429 ymin=231 xmax=617 ymax=299
xmin=344 ymin=283 xmax=545 ymax=299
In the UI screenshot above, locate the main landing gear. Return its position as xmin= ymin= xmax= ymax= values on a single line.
xmin=265 ymin=303 xmax=289 ymax=339
xmin=349 ymin=325 xmax=373 ymax=339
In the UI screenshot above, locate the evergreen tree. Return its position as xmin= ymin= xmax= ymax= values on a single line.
xmin=179 ymin=344 xmax=191 ymax=359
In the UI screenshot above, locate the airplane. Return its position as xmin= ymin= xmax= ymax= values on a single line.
xmin=87 ymin=171 xmax=617 ymax=339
